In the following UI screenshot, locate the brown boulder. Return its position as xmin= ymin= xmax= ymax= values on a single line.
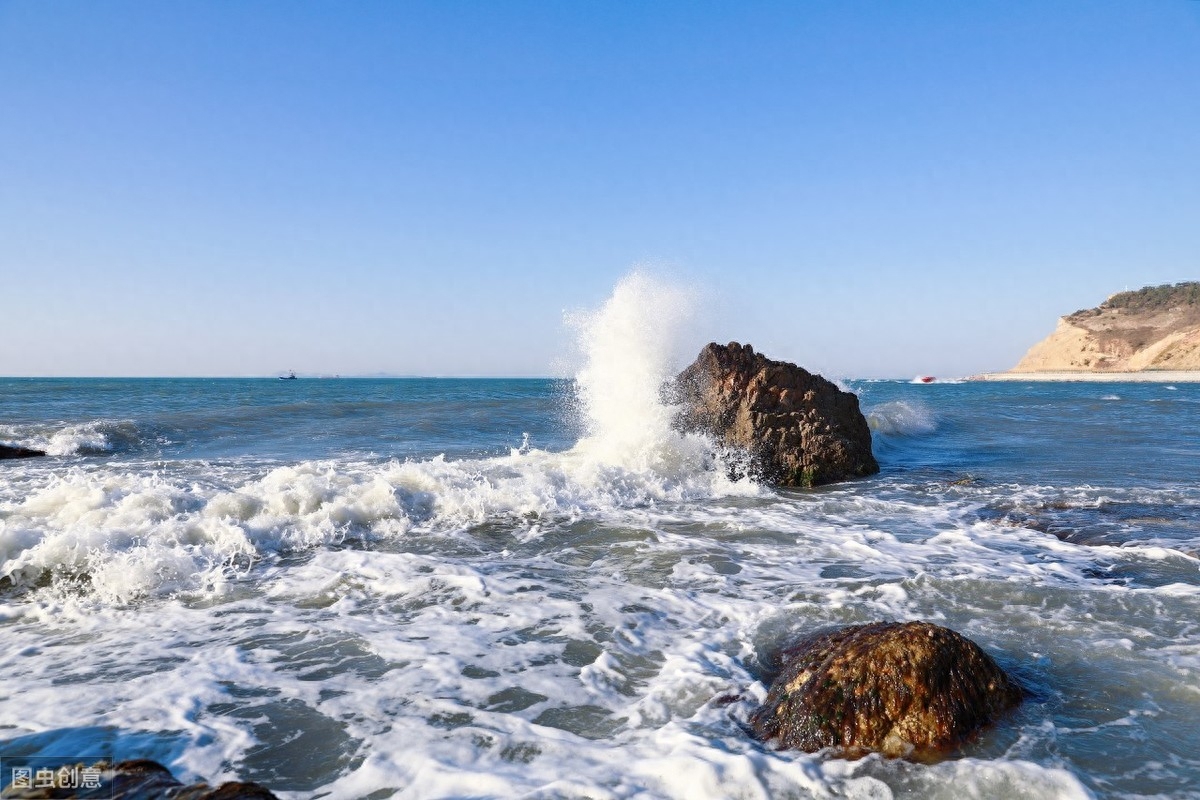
xmin=0 ymin=444 xmax=45 ymax=460
xmin=672 ymin=342 xmax=878 ymax=487
xmin=751 ymin=621 xmax=1022 ymax=758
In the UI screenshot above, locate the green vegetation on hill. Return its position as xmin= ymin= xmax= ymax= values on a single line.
xmin=1069 ymin=282 xmax=1200 ymax=320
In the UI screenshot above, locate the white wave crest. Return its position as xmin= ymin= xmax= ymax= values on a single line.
xmin=0 ymin=419 xmax=145 ymax=456
xmin=865 ymin=400 xmax=937 ymax=436
xmin=0 ymin=273 xmax=759 ymax=603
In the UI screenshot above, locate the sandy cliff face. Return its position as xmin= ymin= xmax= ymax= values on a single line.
xmin=1013 ymin=283 xmax=1200 ymax=372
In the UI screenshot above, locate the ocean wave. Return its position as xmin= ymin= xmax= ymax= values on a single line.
xmin=865 ymin=401 xmax=938 ymax=436
xmin=0 ymin=419 xmax=151 ymax=456
xmin=0 ymin=442 xmax=761 ymax=604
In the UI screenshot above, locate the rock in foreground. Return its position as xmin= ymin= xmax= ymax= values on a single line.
xmin=1 ymin=759 xmax=277 ymax=799
xmin=751 ymin=621 xmax=1022 ymax=758
xmin=673 ymin=342 xmax=878 ymax=487
xmin=0 ymin=444 xmax=45 ymax=460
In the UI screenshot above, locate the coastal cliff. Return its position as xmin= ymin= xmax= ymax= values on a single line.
xmin=1012 ymin=282 xmax=1200 ymax=373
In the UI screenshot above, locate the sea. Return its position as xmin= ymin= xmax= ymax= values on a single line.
xmin=2 ymin=287 xmax=1199 ymax=799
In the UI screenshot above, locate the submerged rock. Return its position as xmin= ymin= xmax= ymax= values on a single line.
xmin=672 ymin=342 xmax=878 ymax=487
xmin=751 ymin=621 xmax=1022 ymax=758
xmin=0 ymin=759 xmax=278 ymax=799
xmin=0 ymin=444 xmax=45 ymax=460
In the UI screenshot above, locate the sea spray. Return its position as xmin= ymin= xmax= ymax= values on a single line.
xmin=566 ymin=272 xmax=713 ymax=475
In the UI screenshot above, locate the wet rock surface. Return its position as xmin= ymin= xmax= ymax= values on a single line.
xmin=0 ymin=760 xmax=278 ymax=799
xmin=0 ymin=444 xmax=45 ymax=460
xmin=751 ymin=621 xmax=1023 ymax=758
xmin=673 ymin=342 xmax=878 ymax=487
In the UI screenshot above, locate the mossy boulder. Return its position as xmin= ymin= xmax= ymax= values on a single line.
xmin=751 ymin=621 xmax=1022 ymax=758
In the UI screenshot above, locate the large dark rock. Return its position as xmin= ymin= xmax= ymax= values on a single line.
xmin=751 ymin=621 xmax=1023 ymax=758
xmin=673 ymin=342 xmax=878 ymax=487
xmin=0 ymin=759 xmax=277 ymax=799
xmin=0 ymin=444 xmax=45 ymax=460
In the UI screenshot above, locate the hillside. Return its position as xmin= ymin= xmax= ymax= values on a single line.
xmin=1012 ymin=282 xmax=1200 ymax=372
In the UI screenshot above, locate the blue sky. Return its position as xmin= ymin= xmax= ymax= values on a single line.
xmin=2 ymin=1 xmax=1198 ymax=378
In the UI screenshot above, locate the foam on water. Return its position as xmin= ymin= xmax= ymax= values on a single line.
xmin=0 ymin=450 xmax=760 ymax=606
xmin=2 ymin=506 xmax=1114 ymax=799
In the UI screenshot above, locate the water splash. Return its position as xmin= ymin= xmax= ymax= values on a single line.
xmin=566 ymin=272 xmax=709 ymax=473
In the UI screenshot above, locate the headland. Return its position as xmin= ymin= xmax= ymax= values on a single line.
xmin=975 ymin=281 xmax=1200 ymax=381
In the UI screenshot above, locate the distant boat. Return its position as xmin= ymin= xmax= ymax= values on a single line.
xmin=913 ymin=375 xmax=936 ymax=384
xmin=279 ymin=371 xmax=297 ymax=380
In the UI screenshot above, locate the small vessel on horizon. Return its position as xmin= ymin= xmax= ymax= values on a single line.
xmin=279 ymin=371 xmax=297 ymax=380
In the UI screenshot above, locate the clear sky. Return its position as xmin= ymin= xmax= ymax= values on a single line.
xmin=2 ymin=1 xmax=1198 ymax=378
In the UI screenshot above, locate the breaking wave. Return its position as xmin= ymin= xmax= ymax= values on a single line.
xmin=0 ymin=274 xmax=758 ymax=603
xmin=865 ymin=400 xmax=937 ymax=436
xmin=0 ymin=419 xmax=150 ymax=456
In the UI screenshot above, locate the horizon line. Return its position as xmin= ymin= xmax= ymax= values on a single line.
xmin=0 ymin=373 xmax=974 ymax=382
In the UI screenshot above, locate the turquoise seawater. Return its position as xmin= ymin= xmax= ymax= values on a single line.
xmin=1 ymin=376 xmax=1198 ymax=799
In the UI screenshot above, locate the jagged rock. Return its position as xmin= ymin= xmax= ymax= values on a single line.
xmin=751 ymin=621 xmax=1023 ymax=758
xmin=0 ymin=759 xmax=278 ymax=799
xmin=0 ymin=444 xmax=45 ymax=460
xmin=672 ymin=342 xmax=878 ymax=487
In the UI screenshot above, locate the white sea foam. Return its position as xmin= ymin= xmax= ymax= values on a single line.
xmin=0 ymin=450 xmax=757 ymax=604
xmin=2 ymin=531 xmax=1122 ymax=799
xmin=4 ymin=467 xmax=1197 ymax=798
